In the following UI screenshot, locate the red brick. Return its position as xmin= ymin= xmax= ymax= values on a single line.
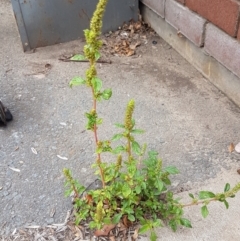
xmin=185 ymin=0 xmax=240 ymax=37
xmin=205 ymin=23 xmax=240 ymax=78
xmin=140 ymin=0 xmax=165 ymax=18
xmin=238 ymin=24 xmax=240 ymax=40
xmin=165 ymin=0 xmax=206 ymax=46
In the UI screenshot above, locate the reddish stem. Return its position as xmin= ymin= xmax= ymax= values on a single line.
xmin=91 ymin=86 xmax=106 ymax=188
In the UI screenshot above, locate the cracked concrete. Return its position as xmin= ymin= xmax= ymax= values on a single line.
xmin=0 ymin=0 xmax=240 ymax=239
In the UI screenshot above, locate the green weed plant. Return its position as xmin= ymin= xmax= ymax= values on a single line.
xmin=63 ymin=0 xmax=240 ymax=240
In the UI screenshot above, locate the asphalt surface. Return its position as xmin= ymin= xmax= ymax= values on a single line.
xmin=0 ymin=0 xmax=240 ymax=239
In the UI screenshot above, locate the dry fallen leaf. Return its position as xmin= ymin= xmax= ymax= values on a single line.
xmin=126 ymin=49 xmax=135 ymax=57
xmin=237 ymin=169 xmax=240 ymax=175
xmin=85 ymin=194 xmax=93 ymax=204
xmin=9 ymin=167 xmax=20 ymax=172
xmin=122 ymin=215 xmax=132 ymax=228
xmin=74 ymin=226 xmax=83 ymax=239
xmin=94 ymin=224 xmax=116 ymax=237
xmin=132 ymin=227 xmax=139 ymax=240
xmin=228 ymin=143 xmax=235 ymax=152
xmin=109 ymin=236 xmax=115 ymax=241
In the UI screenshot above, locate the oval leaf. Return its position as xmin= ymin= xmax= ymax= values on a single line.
xmin=224 ymin=183 xmax=230 ymax=192
xmin=122 ymin=184 xmax=131 ymax=198
xmin=102 ymin=88 xmax=112 ymax=100
xmin=92 ymin=77 xmax=102 ymax=92
xmin=155 ymin=179 xmax=164 ymax=192
xmin=112 ymin=146 xmax=125 ymax=154
xmin=180 ymin=218 xmax=192 ymax=228
xmin=224 ymin=200 xmax=229 ymax=209
xmin=69 ymin=76 xmax=86 ymax=88
xmin=128 ymin=214 xmax=135 ymax=222
xmin=70 ymin=54 xmax=86 ymax=61
xmin=112 ymin=133 xmax=124 ymax=141
xmin=131 ymin=129 xmax=145 ymax=134
xmin=112 ymin=213 xmax=122 ymax=224
xmin=199 ymin=191 xmax=215 ymax=199
xmin=201 ymin=205 xmax=209 ymax=218
xmin=132 ymin=141 xmax=141 ymax=155
xmin=188 ymin=193 xmax=194 ymax=199
xmin=95 ymin=51 xmax=101 ymax=60
xmin=164 ymin=166 xmax=179 ymax=174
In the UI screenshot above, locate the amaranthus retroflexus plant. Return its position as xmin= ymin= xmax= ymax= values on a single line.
xmin=69 ymin=0 xmax=111 ymax=189
xmin=63 ymin=0 xmax=240 ymax=240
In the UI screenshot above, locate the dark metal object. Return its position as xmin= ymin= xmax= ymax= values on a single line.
xmin=0 ymin=101 xmax=13 ymax=126
xmin=11 ymin=0 xmax=138 ymax=52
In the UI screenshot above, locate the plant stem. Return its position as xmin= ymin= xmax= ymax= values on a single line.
xmin=181 ymin=198 xmax=216 ymax=208
xmin=126 ymin=133 xmax=132 ymax=161
xmin=181 ymin=182 xmax=240 ymax=208
xmin=91 ymin=87 xmax=106 ymax=188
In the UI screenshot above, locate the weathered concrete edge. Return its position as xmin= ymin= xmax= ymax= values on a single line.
xmin=141 ymin=4 xmax=240 ymax=107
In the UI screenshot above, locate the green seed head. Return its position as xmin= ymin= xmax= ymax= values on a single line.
xmin=124 ymin=99 xmax=135 ymax=130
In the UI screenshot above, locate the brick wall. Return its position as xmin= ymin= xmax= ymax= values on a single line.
xmin=140 ymin=0 xmax=240 ymax=79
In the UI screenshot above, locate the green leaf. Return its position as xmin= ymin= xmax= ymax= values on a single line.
xmin=224 ymin=183 xmax=230 ymax=192
xmin=135 ymin=185 xmax=141 ymax=194
xmin=189 ymin=193 xmax=194 ymax=199
xmin=131 ymin=129 xmax=145 ymax=134
xmin=180 ymin=218 xmax=192 ymax=228
xmin=201 ymin=205 xmax=209 ymax=218
xmin=112 ymin=133 xmax=124 ymax=141
xmin=141 ymin=181 xmax=146 ymax=190
xmin=102 ymin=88 xmax=112 ymax=100
xmin=132 ymin=141 xmax=141 ymax=155
xmin=148 ymin=150 xmax=158 ymax=159
xmin=131 ymin=119 xmax=135 ymax=128
xmin=139 ymin=224 xmax=151 ymax=234
xmin=128 ymin=214 xmax=135 ymax=222
xmin=199 ymin=191 xmax=216 ymax=199
xmin=224 ymin=200 xmax=229 ymax=209
xmin=112 ymin=213 xmax=122 ymax=224
xmin=112 ymin=145 xmax=125 ymax=154
xmin=155 ymin=179 xmax=164 ymax=192
xmin=150 ymin=231 xmax=157 ymax=241
xmin=164 ymin=166 xmax=179 ymax=174
xmin=95 ymin=51 xmax=101 ymax=60
xmin=169 ymin=220 xmax=177 ymax=232
xmin=92 ymin=77 xmax=102 ymax=92
xmin=115 ymin=123 xmax=125 ymax=128
xmin=70 ymin=54 xmax=86 ymax=61
xmin=96 ymin=118 xmax=103 ymax=125
xmin=103 ymin=217 xmax=112 ymax=224
xmin=122 ymin=184 xmax=131 ymax=198
xmin=153 ymin=219 xmax=162 ymax=228
xmin=64 ymin=189 xmax=72 ymax=197
xmin=69 ymin=76 xmax=86 ymax=88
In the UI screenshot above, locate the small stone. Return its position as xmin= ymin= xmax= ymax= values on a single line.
xmin=45 ymin=217 xmax=54 ymax=224
xmin=237 ymin=169 xmax=240 ymax=175
xmin=235 ymin=142 xmax=240 ymax=153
